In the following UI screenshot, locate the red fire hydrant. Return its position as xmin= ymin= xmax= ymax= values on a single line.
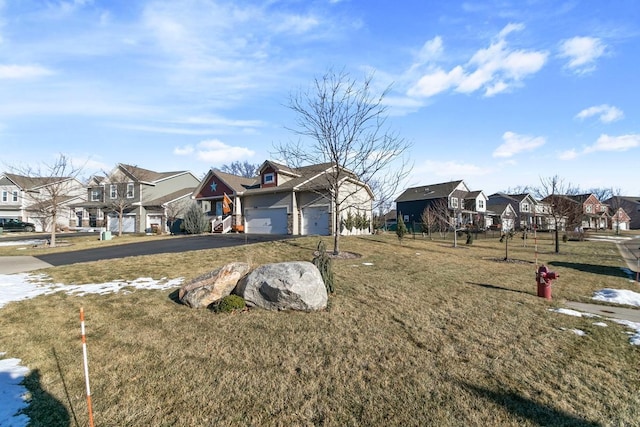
xmin=536 ymin=265 xmax=559 ymax=300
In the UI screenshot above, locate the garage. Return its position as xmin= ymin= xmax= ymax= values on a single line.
xmin=245 ymin=208 xmax=288 ymax=234
xmin=302 ymin=206 xmax=330 ymax=235
xmin=108 ymin=213 xmax=136 ymax=233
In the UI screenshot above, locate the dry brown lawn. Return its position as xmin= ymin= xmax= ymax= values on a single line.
xmin=0 ymin=231 xmax=638 ymax=426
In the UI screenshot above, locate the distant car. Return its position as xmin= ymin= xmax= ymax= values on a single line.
xmin=0 ymin=218 xmax=36 ymax=232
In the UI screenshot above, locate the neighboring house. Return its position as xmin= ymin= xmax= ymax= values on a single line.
xmin=605 ymin=196 xmax=640 ymax=230
xmin=73 ymin=164 xmax=199 ymax=233
xmin=486 ymin=202 xmax=517 ymax=231
xmin=610 ymin=207 xmax=631 ymax=232
xmin=0 ymin=173 xmax=85 ymax=231
xmin=565 ymin=194 xmax=609 ymax=230
xmin=394 ymin=180 xmax=486 ymax=229
xmin=192 ymin=160 xmax=373 ymax=235
xmin=487 ymin=193 xmax=537 ymax=230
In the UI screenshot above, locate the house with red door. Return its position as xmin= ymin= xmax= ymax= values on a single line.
xmin=192 ymin=160 xmax=373 ymax=235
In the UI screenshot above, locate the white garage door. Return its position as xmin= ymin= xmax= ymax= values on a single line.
xmin=245 ymin=208 xmax=288 ymax=234
xmin=302 ymin=206 xmax=330 ymax=235
xmin=108 ymin=214 xmax=136 ymax=233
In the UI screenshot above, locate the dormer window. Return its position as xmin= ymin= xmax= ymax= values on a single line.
xmin=264 ymin=173 xmax=275 ymax=185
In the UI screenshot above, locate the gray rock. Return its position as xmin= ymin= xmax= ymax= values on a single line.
xmin=179 ymin=262 xmax=250 ymax=308
xmin=234 ymin=261 xmax=328 ymax=311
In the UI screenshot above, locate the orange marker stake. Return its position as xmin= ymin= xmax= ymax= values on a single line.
xmin=80 ymin=307 xmax=95 ymax=427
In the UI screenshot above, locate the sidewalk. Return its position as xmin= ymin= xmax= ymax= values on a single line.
xmin=0 ymin=256 xmax=53 ymax=274
xmin=565 ymin=301 xmax=640 ymax=323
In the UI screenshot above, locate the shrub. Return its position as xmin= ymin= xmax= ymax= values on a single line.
xmin=182 ymin=202 xmax=210 ymax=234
xmin=312 ymin=240 xmax=335 ymax=294
xmin=396 ymin=215 xmax=407 ymax=242
xmin=212 ymin=295 xmax=246 ymax=313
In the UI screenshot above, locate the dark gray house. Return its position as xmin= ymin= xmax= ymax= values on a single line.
xmin=394 ymin=180 xmax=487 ymax=229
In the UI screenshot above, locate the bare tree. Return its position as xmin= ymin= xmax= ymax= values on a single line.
xmin=420 ymin=206 xmax=439 ymax=239
xmin=274 ymin=69 xmax=412 ymax=254
xmin=606 ymin=187 xmax=624 ymax=235
xmin=534 ymin=175 xmax=581 ymax=253
xmin=586 ymin=187 xmax=614 ymax=202
xmin=220 ymin=161 xmax=260 ymax=178
xmin=103 ymin=164 xmax=154 ymax=236
xmin=9 ymin=153 xmax=84 ymax=247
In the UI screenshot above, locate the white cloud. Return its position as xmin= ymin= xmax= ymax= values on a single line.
xmin=173 ymin=145 xmax=194 ymax=155
xmin=191 ymin=139 xmax=255 ymax=164
xmin=493 ymin=131 xmax=546 ymax=158
xmin=558 ymin=149 xmax=579 ymax=160
xmin=559 ymin=36 xmax=606 ymax=74
xmin=584 ymin=134 xmax=640 ymax=153
xmin=0 ymin=64 xmax=53 ymax=79
xmin=408 ymin=23 xmax=548 ymax=98
xmin=576 ymin=104 xmax=624 ymax=123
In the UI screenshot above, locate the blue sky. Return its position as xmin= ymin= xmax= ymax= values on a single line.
xmin=1 ymin=0 xmax=639 ymax=196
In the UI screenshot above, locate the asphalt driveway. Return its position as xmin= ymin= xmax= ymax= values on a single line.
xmin=0 ymin=233 xmax=291 ymax=273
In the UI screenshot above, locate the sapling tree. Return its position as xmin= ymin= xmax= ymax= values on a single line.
xmin=275 ymin=69 xmax=412 ymax=255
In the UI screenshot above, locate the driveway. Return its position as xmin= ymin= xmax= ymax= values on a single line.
xmin=0 ymin=233 xmax=292 ymax=274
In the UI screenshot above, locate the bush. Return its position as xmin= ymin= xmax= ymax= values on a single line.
xmin=396 ymin=215 xmax=407 ymax=242
xmin=182 ymin=202 xmax=210 ymax=234
xmin=312 ymin=240 xmax=335 ymax=294
xmin=211 ymin=295 xmax=246 ymax=313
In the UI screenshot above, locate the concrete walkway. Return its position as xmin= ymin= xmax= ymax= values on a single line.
xmin=0 ymin=256 xmax=53 ymax=274
xmin=565 ymin=301 xmax=640 ymax=323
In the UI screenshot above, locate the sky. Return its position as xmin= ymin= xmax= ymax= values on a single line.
xmin=0 ymin=0 xmax=639 ymax=197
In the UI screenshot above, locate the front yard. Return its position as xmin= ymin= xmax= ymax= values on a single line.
xmin=0 ymin=232 xmax=638 ymax=426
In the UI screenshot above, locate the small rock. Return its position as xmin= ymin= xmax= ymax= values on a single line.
xmin=179 ymin=262 xmax=250 ymax=308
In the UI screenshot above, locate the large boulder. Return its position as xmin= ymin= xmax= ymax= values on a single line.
xmin=234 ymin=261 xmax=328 ymax=311
xmin=179 ymin=262 xmax=250 ymax=308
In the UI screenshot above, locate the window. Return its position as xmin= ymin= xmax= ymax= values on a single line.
xmin=110 ymin=184 xmax=117 ymax=199
xmin=264 ymin=173 xmax=275 ymax=184
xmin=522 ymin=203 xmax=529 ymax=212
xmin=586 ymin=205 xmax=593 ymax=213
xmin=1 ymin=191 xmax=7 ymax=202
xmin=478 ymin=200 xmax=484 ymax=209
xmin=126 ymin=183 xmax=134 ymax=199
xmin=451 ymin=197 xmax=458 ymax=208
xmin=91 ymin=189 xmax=100 ymax=201
xmin=12 ymin=191 xmax=18 ymax=202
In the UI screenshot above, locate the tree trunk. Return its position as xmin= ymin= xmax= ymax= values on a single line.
xmin=554 ymin=228 xmax=560 ymax=253
xmin=332 ymin=207 xmax=340 ymax=255
xmin=50 ymin=212 xmax=57 ymax=247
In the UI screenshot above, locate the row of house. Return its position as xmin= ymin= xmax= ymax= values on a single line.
xmin=1 ymin=164 xmax=639 ymax=235
xmin=0 ymin=161 xmax=373 ymax=236
xmin=394 ymin=180 xmax=637 ymax=233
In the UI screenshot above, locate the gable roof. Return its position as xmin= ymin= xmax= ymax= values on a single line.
xmin=194 ymin=161 xmax=372 ymax=199
xmin=2 ymin=173 xmax=73 ymax=190
xmin=116 ymin=164 xmax=191 ymax=184
xmin=395 ymin=180 xmax=465 ymax=203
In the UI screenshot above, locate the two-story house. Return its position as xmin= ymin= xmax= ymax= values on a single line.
xmin=487 ymin=193 xmax=538 ymax=230
xmin=192 ymin=160 xmax=373 ymax=235
xmin=605 ymin=196 xmax=640 ymax=230
xmin=566 ymin=194 xmax=609 ymax=230
xmin=0 ymin=173 xmax=85 ymax=231
xmin=73 ymin=164 xmax=200 ymax=234
xmin=394 ymin=180 xmax=486 ymax=230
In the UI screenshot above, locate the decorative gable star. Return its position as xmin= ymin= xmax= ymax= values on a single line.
xmin=210 ymin=180 xmax=217 ymax=192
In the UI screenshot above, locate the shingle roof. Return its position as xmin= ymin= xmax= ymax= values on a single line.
xmin=3 ymin=173 xmax=71 ymax=190
xmin=119 ymin=164 xmax=188 ymax=183
xmin=395 ymin=180 xmax=464 ymax=202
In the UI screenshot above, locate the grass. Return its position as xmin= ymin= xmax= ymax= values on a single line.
xmin=0 ymin=231 xmax=639 ymax=426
